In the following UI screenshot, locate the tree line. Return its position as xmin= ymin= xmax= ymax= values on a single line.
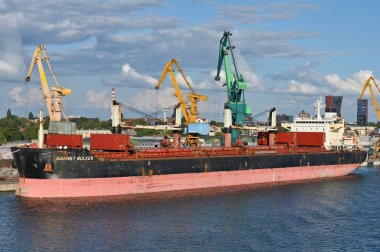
xmin=0 ymin=109 xmax=112 ymax=145
xmin=0 ymin=109 xmax=38 ymax=144
xmin=0 ymin=109 xmax=226 ymax=145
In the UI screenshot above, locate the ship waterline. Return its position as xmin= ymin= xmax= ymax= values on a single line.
xmin=12 ymin=146 xmax=366 ymax=198
xmin=17 ymin=163 xmax=360 ymax=198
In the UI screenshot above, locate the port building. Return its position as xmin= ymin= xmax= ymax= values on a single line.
xmin=325 ymin=96 xmax=343 ymax=117
xmin=357 ymin=99 xmax=368 ymax=126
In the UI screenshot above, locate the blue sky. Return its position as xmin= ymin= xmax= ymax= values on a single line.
xmin=0 ymin=0 xmax=379 ymax=123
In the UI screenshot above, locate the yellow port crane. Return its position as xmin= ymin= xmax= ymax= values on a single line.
xmin=359 ymin=76 xmax=380 ymax=121
xmin=359 ymin=76 xmax=380 ymax=156
xmin=155 ymin=59 xmax=208 ymax=146
xmin=25 ymin=44 xmax=71 ymax=122
xmin=155 ymin=59 xmax=207 ymax=124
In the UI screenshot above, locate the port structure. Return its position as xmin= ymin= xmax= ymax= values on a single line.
xmin=25 ymin=44 xmax=76 ymax=134
xmin=155 ymin=59 xmax=209 ymax=146
xmin=25 ymin=44 xmax=71 ymax=122
xmin=358 ymin=76 xmax=380 ymax=156
xmin=359 ymin=76 xmax=380 ymax=121
xmin=215 ymin=31 xmax=252 ymax=127
xmin=111 ymin=88 xmax=181 ymax=135
xmin=112 ymin=100 xmax=173 ymax=126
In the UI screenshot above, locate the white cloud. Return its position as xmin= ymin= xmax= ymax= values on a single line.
xmin=9 ymin=87 xmax=23 ymax=103
xmin=243 ymin=70 xmax=265 ymax=91
xmin=103 ymin=62 xmax=202 ymax=92
xmin=0 ymin=1 xmax=7 ymax=10
xmin=0 ymin=1 xmax=176 ymax=81
xmin=197 ymin=71 xmax=224 ymax=91
xmin=0 ymin=1 xmax=325 ymax=84
xmin=324 ymin=70 xmax=373 ymax=95
xmin=0 ymin=60 xmax=18 ymax=76
xmin=269 ymin=69 xmax=378 ymax=122
xmin=8 ymin=86 xmax=43 ymax=108
xmin=0 ymin=31 xmax=25 ymax=81
xmin=220 ymin=3 xmax=320 ymax=23
xmin=128 ymin=86 xmax=224 ymax=121
xmin=275 ymin=80 xmax=323 ymax=95
xmin=272 ymin=62 xmax=374 ymax=97
xmin=174 ymin=72 xmax=194 ymax=89
xmin=121 ymin=63 xmax=157 ymax=88
xmin=129 ymin=87 xmax=178 ymax=113
xmin=84 ymin=90 xmax=110 ymax=109
xmin=0 ymin=0 xmax=366 ymax=122
xmin=219 ymin=6 xmax=260 ymax=23
xmin=270 ymin=61 xmax=326 ymax=85
xmin=266 ymin=2 xmax=320 ymax=11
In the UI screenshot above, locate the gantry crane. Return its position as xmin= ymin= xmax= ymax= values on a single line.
xmin=359 ymin=76 xmax=380 ymax=121
xmin=155 ymin=59 xmax=209 ymax=146
xmin=25 ymin=44 xmax=71 ymax=123
xmin=215 ymin=31 xmax=252 ymax=127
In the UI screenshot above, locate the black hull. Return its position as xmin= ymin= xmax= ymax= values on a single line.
xmin=12 ymin=147 xmax=367 ymax=180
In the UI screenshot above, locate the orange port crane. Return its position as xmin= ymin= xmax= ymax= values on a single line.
xmin=155 ymin=59 xmax=207 ymax=125
xmin=25 ymin=44 xmax=71 ymax=122
xmin=358 ymin=76 xmax=380 ymax=122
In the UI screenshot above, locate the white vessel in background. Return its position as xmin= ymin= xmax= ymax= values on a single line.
xmin=281 ymin=97 xmax=361 ymax=151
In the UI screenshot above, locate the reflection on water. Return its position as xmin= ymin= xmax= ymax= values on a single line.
xmin=1 ymin=167 xmax=380 ymax=251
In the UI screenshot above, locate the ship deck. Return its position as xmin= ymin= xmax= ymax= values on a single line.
xmin=91 ymin=145 xmax=328 ymax=160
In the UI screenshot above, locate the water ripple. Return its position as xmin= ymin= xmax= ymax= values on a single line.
xmin=0 ymin=167 xmax=379 ymax=251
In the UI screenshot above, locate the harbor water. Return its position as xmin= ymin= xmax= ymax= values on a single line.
xmin=0 ymin=166 xmax=379 ymax=251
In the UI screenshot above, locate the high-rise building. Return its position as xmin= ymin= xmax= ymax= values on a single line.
xmin=357 ymin=99 xmax=368 ymax=126
xmin=325 ymin=95 xmax=343 ymax=117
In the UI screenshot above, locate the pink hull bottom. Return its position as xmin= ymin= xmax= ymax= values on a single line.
xmin=16 ymin=164 xmax=360 ymax=198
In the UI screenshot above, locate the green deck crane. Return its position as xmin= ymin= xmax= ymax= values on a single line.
xmin=215 ymin=31 xmax=252 ymax=126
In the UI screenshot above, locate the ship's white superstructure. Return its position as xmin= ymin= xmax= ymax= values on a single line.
xmin=281 ymin=97 xmax=360 ymax=150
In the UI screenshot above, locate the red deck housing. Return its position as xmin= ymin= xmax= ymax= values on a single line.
xmin=45 ymin=134 xmax=83 ymax=148
xmin=90 ymin=134 xmax=132 ymax=151
xmin=275 ymin=132 xmax=324 ymax=147
xmin=296 ymin=132 xmax=324 ymax=146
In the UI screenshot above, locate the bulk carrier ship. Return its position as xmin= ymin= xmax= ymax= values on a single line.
xmin=11 ymin=33 xmax=367 ymax=198
xmin=11 ymin=129 xmax=366 ymax=198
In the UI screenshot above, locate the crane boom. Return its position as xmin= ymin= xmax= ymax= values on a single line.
xmin=358 ymin=76 xmax=380 ymax=159
xmin=155 ymin=58 xmax=207 ymax=124
xmin=25 ymin=44 xmax=71 ymax=122
xmin=358 ymin=76 xmax=380 ymax=122
xmin=215 ymin=31 xmax=252 ymax=126
xmin=155 ymin=58 xmax=209 ymax=146
xmin=25 ymin=46 xmax=52 ymax=116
